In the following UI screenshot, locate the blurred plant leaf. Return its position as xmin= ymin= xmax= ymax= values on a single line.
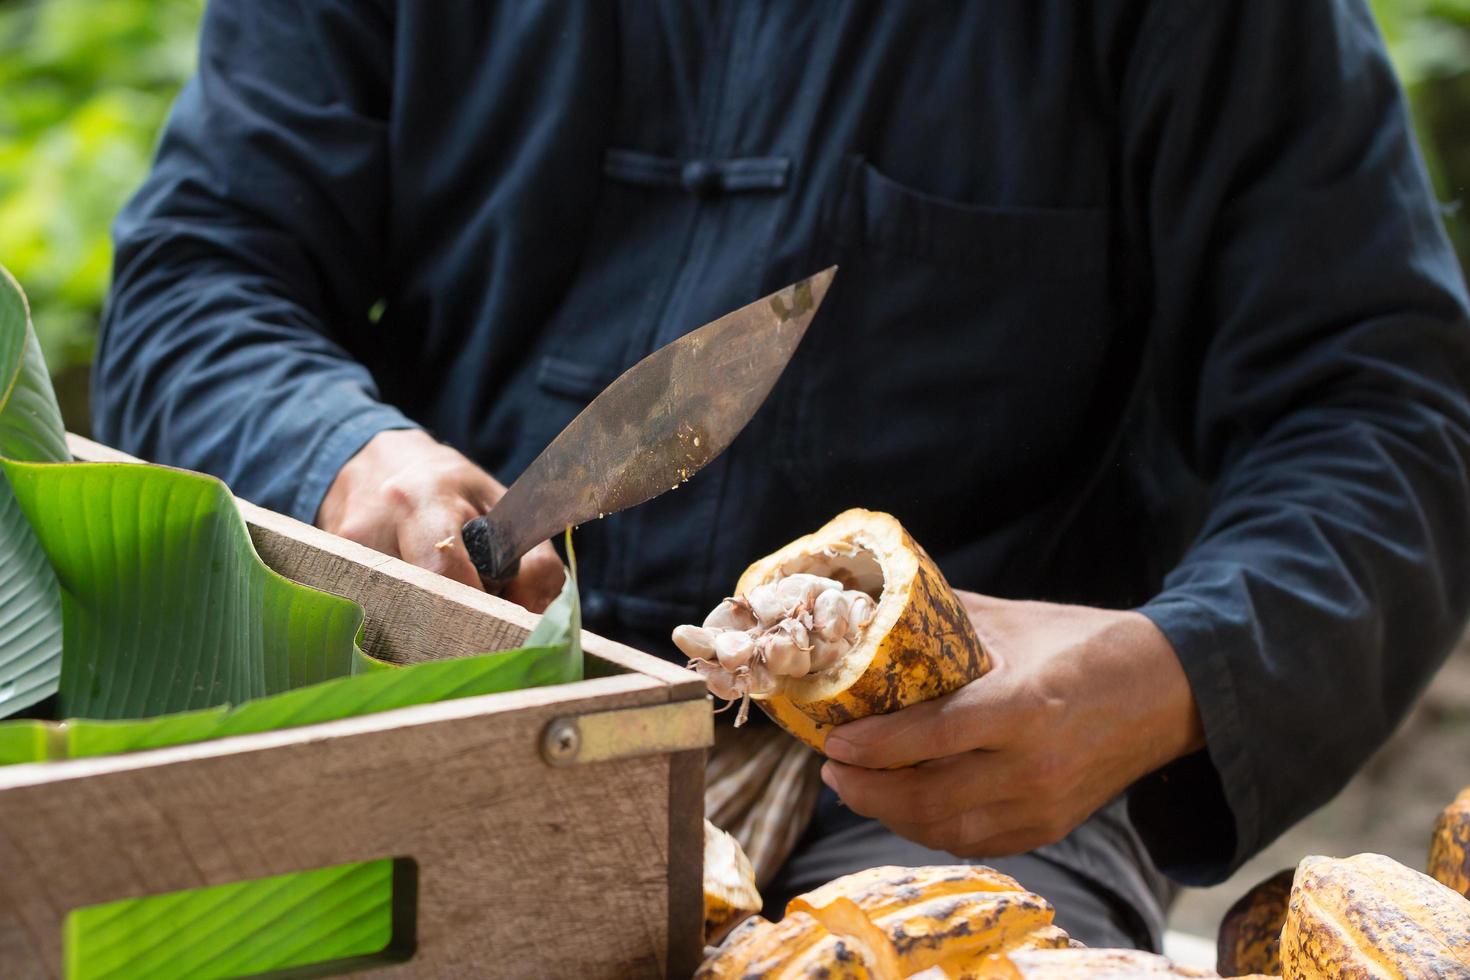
xmin=0 ymin=0 xmax=205 ymax=387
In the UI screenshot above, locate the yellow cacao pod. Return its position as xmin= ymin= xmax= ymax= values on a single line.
xmin=1428 ymin=786 xmax=1470 ymax=899
xmin=704 ymin=819 xmax=762 ymax=945
xmin=736 ymin=509 xmax=990 ymax=753
xmin=787 ymin=865 xmax=1067 ymax=977
xmin=696 ymin=865 xmax=1067 ymax=980
xmin=1279 ymin=852 xmax=1470 ymax=979
xmin=694 ymin=911 xmax=884 ymax=979
xmin=1215 ymin=868 xmax=1294 ymax=977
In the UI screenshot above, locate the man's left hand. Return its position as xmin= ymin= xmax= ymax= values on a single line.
xmin=820 ymin=593 xmax=1205 ymax=857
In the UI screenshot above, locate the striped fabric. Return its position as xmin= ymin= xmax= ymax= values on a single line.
xmin=704 ymin=723 xmax=823 ymax=887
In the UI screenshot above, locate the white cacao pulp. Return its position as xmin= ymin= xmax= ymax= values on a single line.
xmin=673 ymin=572 xmax=877 ymax=723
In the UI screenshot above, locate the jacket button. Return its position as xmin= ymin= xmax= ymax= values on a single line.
xmin=681 ymin=160 xmax=720 ymax=196
xmin=582 ymin=590 xmax=612 ymax=622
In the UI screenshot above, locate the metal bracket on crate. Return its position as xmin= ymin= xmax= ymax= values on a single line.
xmin=540 ymin=698 xmax=712 ymax=766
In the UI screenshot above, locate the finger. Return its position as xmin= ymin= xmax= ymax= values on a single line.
xmin=824 ymin=675 xmax=1014 ymax=769
xmin=332 ymin=511 xmax=402 ymax=557
xmin=397 ymin=507 xmax=485 ymax=590
xmin=452 ymin=461 xmax=508 ymax=515
xmin=505 ymin=540 xmax=566 ymax=613
xmin=820 ymin=754 xmax=1004 ymax=826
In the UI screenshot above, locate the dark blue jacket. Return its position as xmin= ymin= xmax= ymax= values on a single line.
xmin=98 ymin=0 xmax=1470 ymax=886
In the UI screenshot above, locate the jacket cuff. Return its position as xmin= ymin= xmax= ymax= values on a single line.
xmin=1130 ymin=593 xmax=1262 ymax=885
xmin=289 ymin=405 xmax=419 ymax=526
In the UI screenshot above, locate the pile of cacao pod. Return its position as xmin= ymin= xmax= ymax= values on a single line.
xmin=697 ymin=864 xmax=1226 ymax=978
xmin=698 ymin=787 xmax=1470 ymax=977
xmin=1217 ymin=786 xmax=1470 ymax=978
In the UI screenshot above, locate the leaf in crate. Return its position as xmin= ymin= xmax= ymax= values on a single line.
xmin=0 ymin=263 xmax=67 ymax=717
xmin=62 ymin=641 xmax=578 ymax=758
xmin=1 ymin=459 xmax=371 ymax=720
xmin=0 ymin=718 xmax=50 ymax=765
xmin=0 ymin=557 xmax=583 ymax=762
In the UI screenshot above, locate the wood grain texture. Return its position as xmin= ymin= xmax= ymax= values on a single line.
xmin=666 ymin=749 xmax=708 ymax=978
xmin=0 ymin=675 xmax=700 ymax=977
xmin=65 ymin=434 xmax=703 ymax=698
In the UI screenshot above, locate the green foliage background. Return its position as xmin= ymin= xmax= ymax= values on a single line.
xmin=0 ymin=0 xmax=204 ymax=425
xmin=1 ymin=0 xmax=1468 ymax=431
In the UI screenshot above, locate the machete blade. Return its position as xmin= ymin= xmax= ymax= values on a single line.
xmin=463 ymin=266 xmax=836 ymax=586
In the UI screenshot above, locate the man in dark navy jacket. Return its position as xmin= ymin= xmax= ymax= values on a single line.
xmin=96 ymin=0 xmax=1470 ymax=949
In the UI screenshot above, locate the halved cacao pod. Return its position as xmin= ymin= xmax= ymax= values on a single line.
xmin=964 ymin=948 xmax=1219 ymax=978
xmin=694 ymin=910 xmax=884 ymax=979
xmin=1278 ymin=852 xmax=1470 ymax=978
xmin=696 ymin=865 xmax=1069 ymax=980
xmin=786 ymin=865 xmax=1068 ymax=977
xmin=1215 ymin=868 xmax=1294 ymax=977
xmin=736 ymin=509 xmax=990 ymax=753
xmin=704 ymin=819 xmax=762 ymax=945
xmin=1428 ymin=785 xmax=1470 ymax=899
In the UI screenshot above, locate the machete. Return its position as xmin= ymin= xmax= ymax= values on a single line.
xmin=462 ymin=267 xmax=836 ymax=589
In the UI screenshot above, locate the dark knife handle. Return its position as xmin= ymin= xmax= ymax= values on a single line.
xmin=461 ymin=515 xmax=521 ymax=593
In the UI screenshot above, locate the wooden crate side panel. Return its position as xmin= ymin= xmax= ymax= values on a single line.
xmin=0 ymin=678 xmax=695 ymax=978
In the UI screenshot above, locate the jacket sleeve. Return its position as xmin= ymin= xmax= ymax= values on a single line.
xmin=1124 ymin=0 xmax=1470 ymax=884
xmin=94 ymin=0 xmax=416 ymax=522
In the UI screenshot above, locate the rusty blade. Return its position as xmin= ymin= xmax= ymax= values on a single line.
xmin=463 ymin=267 xmax=835 ymax=583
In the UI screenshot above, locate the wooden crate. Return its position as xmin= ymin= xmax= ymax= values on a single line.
xmin=0 ymin=437 xmax=712 ymax=978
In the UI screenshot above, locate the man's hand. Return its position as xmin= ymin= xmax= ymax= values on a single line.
xmin=820 ymin=593 xmax=1205 ymax=857
xmin=316 ymin=429 xmax=566 ymax=612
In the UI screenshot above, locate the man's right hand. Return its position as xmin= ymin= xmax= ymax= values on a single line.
xmin=316 ymin=428 xmax=566 ymax=612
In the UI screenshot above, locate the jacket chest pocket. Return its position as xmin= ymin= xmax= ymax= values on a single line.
xmin=778 ymin=156 xmax=1114 ymax=531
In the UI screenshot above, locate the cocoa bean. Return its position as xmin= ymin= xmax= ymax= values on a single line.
xmin=704 ymin=598 xmax=757 ymax=631
xmin=714 ymin=630 xmax=756 ymax=671
xmin=813 ymin=589 xmax=849 ymax=642
xmin=746 ymin=583 xmax=785 ymax=626
xmin=672 ymin=624 xmax=716 ymax=660
xmin=764 ymin=631 xmax=809 ymax=677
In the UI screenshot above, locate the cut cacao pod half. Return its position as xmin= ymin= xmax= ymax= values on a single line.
xmin=1428 ymin=785 xmax=1470 ymax=899
xmin=703 ymin=819 xmax=762 ymax=945
xmin=674 ymin=509 xmax=990 ymax=753
xmin=696 ymin=864 xmax=1068 ymax=980
xmin=693 ymin=911 xmax=884 ymax=980
xmin=1279 ymin=852 xmax=1470 ymax=978
xmin=788 ymin=865 xmax=1069 ymax=978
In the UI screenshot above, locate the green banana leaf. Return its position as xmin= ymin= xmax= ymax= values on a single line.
xmin=0 ymin=263 xmax=586 ymax=975
xmin=0 ymin=264 xmax=67 ymax=716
